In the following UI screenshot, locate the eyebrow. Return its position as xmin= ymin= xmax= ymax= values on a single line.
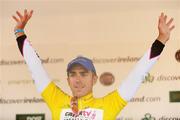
xmin=69 ymin=70 xmax=89 ymax=74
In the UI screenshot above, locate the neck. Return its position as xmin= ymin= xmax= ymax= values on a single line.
xmin=74 ymin=91 xmax=93 ymax=99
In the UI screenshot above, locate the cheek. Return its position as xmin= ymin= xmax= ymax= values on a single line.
xmin=84 ymin=79 xmax=93 ymax=86
xmin=68 ymin=78 xmax=75 ymax=85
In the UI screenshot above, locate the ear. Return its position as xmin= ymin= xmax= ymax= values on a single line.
xmin=93 ymin=75 xmax=98 ymax=85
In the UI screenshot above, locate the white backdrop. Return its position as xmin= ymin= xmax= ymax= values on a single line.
xmin=0 ymin=0 xmax=180 ymax=120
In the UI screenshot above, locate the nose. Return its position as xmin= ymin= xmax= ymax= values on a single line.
xmin=75 ymin=75 xmax=81 ymax=83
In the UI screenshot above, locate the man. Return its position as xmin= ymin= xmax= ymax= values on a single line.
xmin=12 ymin=9 xmax=174 ymax=120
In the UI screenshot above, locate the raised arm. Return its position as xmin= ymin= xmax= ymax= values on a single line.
xmin=12 ymin=10 xmax=51 ymax=93
xmin=118 ymin=13 xmax=175 ymax=102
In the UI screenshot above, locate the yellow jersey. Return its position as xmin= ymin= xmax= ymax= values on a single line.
xmin=42 ymin=82 xmax=127 ymax=120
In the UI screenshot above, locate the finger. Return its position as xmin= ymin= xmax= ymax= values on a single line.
xmin=169 ymin=25 xmax=175 ymax=31
xmin=24 ymin=9 xmax=28 ymax=20
xmin=12 ymin=15 xmax=20 ymax=22
xmin=158 ymin=15 xmax=163 ymax=27
xmin=161 ymin=12 xmax=164 ymax=18
xmin=27 ymin=10 xmax=33 ymax=20
xmin=164 ymin=15 xmax=167 ymax=23
xmin=16 ymin=11 xmax=23 ymax=19
xmin=159 ymin=13 xmax=164 ymax=23
xmin=167 ymin=18 xmax=174 ymax=26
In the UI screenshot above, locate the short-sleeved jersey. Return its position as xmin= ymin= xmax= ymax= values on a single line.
xmin=42 ymin=82 xmax=127 ymax=120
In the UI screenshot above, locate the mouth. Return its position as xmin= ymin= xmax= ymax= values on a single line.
xmin=74 ymin=85 xmax=85 ymax=89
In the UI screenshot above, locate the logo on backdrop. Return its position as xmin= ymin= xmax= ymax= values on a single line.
xmin=99 ymin=72 xmax=115 ymax=86
xmin=142 ymin=73 xmax=180 ymax=84
xmin=16 ymin=114 xmax=45 ymax=120
xmin=169 ymin=91 xmax=180 ymax=102
xmin=142 ymin=113 xmax=155 ymax=120
xmin=175 ymin=49 xmax=180 ymax=62
xmin=143 ymin=73 xmax=155 ymax=84
xmin=141 ymin=113 xmax=180 ymax=120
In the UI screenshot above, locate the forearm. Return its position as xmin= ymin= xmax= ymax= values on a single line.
xmin=118 ymin=40 xmax=165 ymax=101
xmin=16 ymin=35 xmax=51 ymax=92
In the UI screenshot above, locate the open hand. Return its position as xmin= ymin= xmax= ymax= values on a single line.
xmin=157 ymin=12 xmax=175 ymax=44
xmin=12 ymin=9 xmax=33 ymax=31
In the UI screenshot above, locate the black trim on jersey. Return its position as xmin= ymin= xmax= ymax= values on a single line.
xmin=16 ymin=35 xmax=27 ymax=56
xmin=150 ymin=40 xmax=165 ymax=59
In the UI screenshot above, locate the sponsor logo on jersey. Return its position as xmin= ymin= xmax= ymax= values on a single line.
xmin=60 ymin=108 xmax=103 ymax=120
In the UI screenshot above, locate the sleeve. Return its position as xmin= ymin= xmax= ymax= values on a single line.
xmin=41 ymin=82 xmax=70 ymax=110
xmin=118 ymin=40 xmax=165 ymax=101
xmin=16 ymin=35 xmax=51 ymax=93
xmin=103 ymin=90 xmax=127 ymax=119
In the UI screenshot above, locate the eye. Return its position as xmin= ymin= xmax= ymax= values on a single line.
xmin=80 ymin=72 xmax=88 ymax=77
xmin=69 ymin=73 xmax=76 ymax=77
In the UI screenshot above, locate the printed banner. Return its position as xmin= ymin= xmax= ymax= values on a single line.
xmin=0 ymin=1 xmax=180 ymax=120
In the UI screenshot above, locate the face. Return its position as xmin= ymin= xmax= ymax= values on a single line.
xmin=67 ymin=64 xmax=97 ymax=98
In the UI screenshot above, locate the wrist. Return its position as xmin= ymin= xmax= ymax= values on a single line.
xmin=156 ymin=35 xmax=169 ymax=45
xmin=15 ymin=32 xmax=25 ymax=38
xmin=14 ymin=29 xmax=25 ymax=38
